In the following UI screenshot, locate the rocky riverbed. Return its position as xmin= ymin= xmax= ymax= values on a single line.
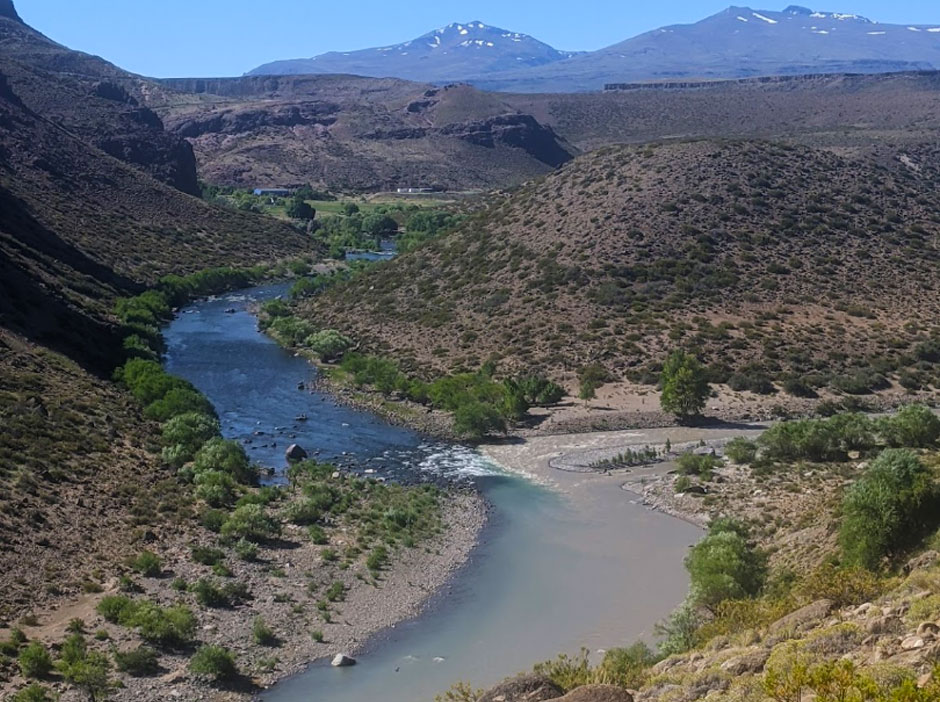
xmin=1 ymin=490 xmax=486 ymax=702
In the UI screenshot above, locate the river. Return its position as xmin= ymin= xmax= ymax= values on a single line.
xmin=163 ymin=283 xmax=701 ymax=702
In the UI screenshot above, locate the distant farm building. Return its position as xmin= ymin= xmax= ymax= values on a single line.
xmin=396 ymin=187 xmax=438 ymax=194
xmin=253 ymin=188 xmax=292 ymax=197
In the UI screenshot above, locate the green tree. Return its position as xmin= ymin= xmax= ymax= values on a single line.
xmin=685 ymin=519 xmax=766 ymax=609
xmin=453 ymin=401 xmax=506 ymax=439
xmin=840 ymin=449 xmax=937 ymax=569
xmin=285 ymin=197 xmax=315 ymax=220
xmin=660 ymin=350 xmax=709 ymax=420
xmin=305 ymin=329 xmax=353 ymax=362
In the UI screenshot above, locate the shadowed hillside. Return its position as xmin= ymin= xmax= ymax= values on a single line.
xmin=300 ymin=140 xmax=940 ymax=397
xmin=0 ymin=1 xmax=315 ymax=624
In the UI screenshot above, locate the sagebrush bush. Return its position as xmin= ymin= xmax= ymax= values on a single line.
xmin=189 ymin=645 xmax=238 ymax=681
xmin=18 ymin=642 xmax=52 ymax=678
xmin=130 ymin=550 xmax=162 ymax=577
xmin=114 ymin=645 xmax=160 ymax=676
xmin=725 ymin=437 xmax=758 ymax=465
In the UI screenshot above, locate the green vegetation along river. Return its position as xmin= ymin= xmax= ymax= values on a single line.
xmin=163 ymin=283 xmax=701 ymax=701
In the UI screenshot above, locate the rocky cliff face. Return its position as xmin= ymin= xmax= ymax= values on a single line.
xmin=0 ymin=0 xmax=21 ymax=23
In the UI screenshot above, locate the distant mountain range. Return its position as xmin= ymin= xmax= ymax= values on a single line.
xmin=249 ymin=21 xmax=581 ymax=83
xmin=247 ymin=6 xmax=940 ymax=92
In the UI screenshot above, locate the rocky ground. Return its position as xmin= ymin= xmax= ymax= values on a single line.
xmin=0 ymin=490 xmax=486 ymax=701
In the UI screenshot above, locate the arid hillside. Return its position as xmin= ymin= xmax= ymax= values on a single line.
xmin=155 ymin=76 xmax=575 ymax=191
xmin=0 ymin=1 xmax=315 ymax=625
xmin=301 ymin=140 xmax=940 ymax=398
xmin=509 ymin=71 xmax=940 ymax=154
xmin=150 ymin=71 xmax=940 ymax=196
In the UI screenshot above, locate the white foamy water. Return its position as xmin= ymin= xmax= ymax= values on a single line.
xmin=414 ymin=444 xmax=504 ymax=478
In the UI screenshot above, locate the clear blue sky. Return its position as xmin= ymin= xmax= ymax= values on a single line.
xmin=18 ymin=1 xmax=940 ymax=78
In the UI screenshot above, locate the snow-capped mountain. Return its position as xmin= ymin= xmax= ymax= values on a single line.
xmin=247 ymin=21 xmax=579 ymax=82
xmin=248 ymin=7 xmax=940 ymax=93
xmin=475 ymin=5 xmax=940 ymax=92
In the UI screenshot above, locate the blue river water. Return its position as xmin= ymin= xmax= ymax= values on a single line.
xmin=163 ymin=284 xmax=700 ymax=702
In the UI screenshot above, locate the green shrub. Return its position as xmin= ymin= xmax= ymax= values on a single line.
xmin=795 ymin=563 xmax=886 ymax=607
xmin=252 ymin=617 xmax=278 ymax=646
xmin=326 ymin=581 xmax=346 ymax=602
xmin=308 ymin=525 xmax=328 ymax=545
xmin=97 ymin=595 xmax=135 ymax=624
xmin=191 ymin=545 xmax=225 ymax=566
xmin=311 ymin=630 xmax=325 ymax=643
xmin=655 ymin=599 xmax=703 ymax=656
xmin=144 ymin=387 xmax=214 ymax=422
xmin=189 ymin=645 xmax=238 ymax=682
xmin=221 ymin=504 xmax=280 ymax=542
xmin=131 ymin=602 xmax=196 ymax=648
xmin=194 ymin=470 xmax=238 ymax=507
xmin=366 ymin=545 xmax=389 ymax=572
xmin=685 ymin=519 xmax=767 ymax=608
xmin=758 ymin=413 xmax=876 ymax=463
xmin=130 ymin=551 xmax=162 ymax=577
xmin=0 ymin=627 xmax=27 ymax=656
xmin=161 ymin=412 xmax=220 ymax=467
xmin=725 ymin=437 xmax=758 ymax=464
xmin=18 ymin=642 xmax=53 ymax=678
xmin=677 ymin=452 xmax=721 ymax=477
xmin=831 ymin=370 xmax=889 ymax=395
xmin=234 ymin=538 xmax=258 ymax=561
xmin=114 ymin=645 xmax=160 ymax=676
xmin=305 ymin=329 xmax=354 ymax=362
xmin=597 ymin=643 xmax=656 ymax=688
xmin=840 ymin=449 xmax=938 ymax=569
xmin=878 ymin=405 xmax=940 ymax=449
xmin=578 ymin=364 xmax=611 ymax=401
xmin=58 ymin=633 xmax=87 ymax=667
xmin=12 ymin=684 xmax=54 ymax=702
xmin=201 ymin=509 xmax=227 ymax=533
xmin=192 ymin=438 xmax=256 ymax=485
xmin=674 ymin=475 xmax=692 ymax=493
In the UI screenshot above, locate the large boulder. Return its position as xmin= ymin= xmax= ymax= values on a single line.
xmin=556 ymin=685 xmax=634 ymax=702
xmin=719 ymin=648 xmax=770 ymax=675
xmin=286 ymin=443 xmax=308 ymax=461
xmin=477 ymin=673 xmax=564 ymax=702
xmin=904 ymin=550 xmax=940 ymax=574
xmin=331 ymin=653 xmax=356 ymax=667
xmin=768 ymin=599 xmax=835 ymax=635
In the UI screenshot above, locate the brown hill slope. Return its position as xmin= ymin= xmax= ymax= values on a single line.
xmin=0 ymin=329 xmax=186 ymax=618
xmin=508 ymin=71 xmax=940 ymax=154
xmin=0 ymin=9 xmax=313 ymax=619
xmin=0 ymin=69 xmax=311 ymax=287
xmin=301 ymin=140 xmax=940 ymax=395
xmin=0 ymin=9 xmax=204 ymax=194
xmin=155 ymin=77 xmax=575 ymax=191
xmin=155 ymin=71 xmax=940 ymax=194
